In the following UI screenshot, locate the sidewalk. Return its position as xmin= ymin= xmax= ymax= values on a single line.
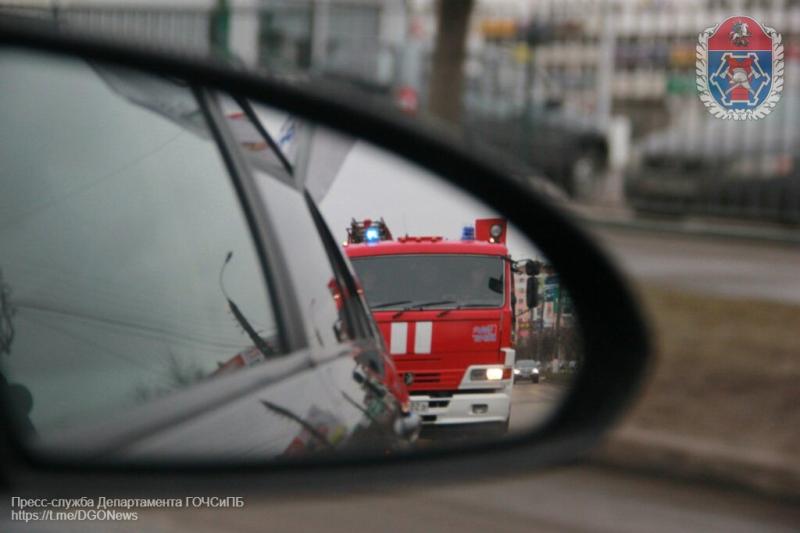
xmin=584 ymin=283 xmax=800 ymax=502
xmin=517 ymin=184 xmax=798 ymax=499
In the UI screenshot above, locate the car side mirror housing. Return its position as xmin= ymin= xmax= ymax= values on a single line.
xmin=0 ymin=21 xmax=650 ymax=494
xmin=526 ymin=277 xmax=538 ymax=309
xmin=525 ymin=260 xmax=541 ymax=276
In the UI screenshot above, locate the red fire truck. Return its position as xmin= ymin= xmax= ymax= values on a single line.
xmin=344 ymin=217 xmax=537 ymax=435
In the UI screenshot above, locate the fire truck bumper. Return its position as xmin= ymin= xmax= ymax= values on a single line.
xmin=410 ymin=390 xmax=511 ymax=427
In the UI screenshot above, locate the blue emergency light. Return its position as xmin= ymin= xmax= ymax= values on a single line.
xmin=461 ymin=225 xmax=475 ymax=240
xmin=365 ymin=226 xmax=381 ymax=244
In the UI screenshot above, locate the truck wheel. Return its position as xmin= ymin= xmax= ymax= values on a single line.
xmin=531 ymin=375 xmax=539 ymax=384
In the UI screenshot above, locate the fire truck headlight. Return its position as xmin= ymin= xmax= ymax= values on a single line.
xmin=486 ymin=367 xmax=504 ymax=380
xmin=470 ymin=369 xmax=486 ymax=380
xmin=489 ymin=224 xmax=503 ymax=239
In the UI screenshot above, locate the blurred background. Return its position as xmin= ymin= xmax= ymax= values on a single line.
xmin=2 ymin=0 xmax=799 ymax=501
xmin=4 ymin=0 xmax=800 ymax=223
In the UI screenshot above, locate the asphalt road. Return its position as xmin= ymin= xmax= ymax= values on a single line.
xmin=509 ymin=381 xmax=565 ymax=434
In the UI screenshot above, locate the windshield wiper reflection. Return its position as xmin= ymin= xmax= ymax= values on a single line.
xmin=392 ymin=300 xmax=458 ymax=319
xmin=370 ymin=300 xmax=412 ymax=309
xmin=436 ymin=302 xmax=499 ymax=317
xmin=219 ymin=251 xmax=278 ymax=361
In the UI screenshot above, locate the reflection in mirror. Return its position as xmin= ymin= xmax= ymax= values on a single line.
xmin=0 ymin=50 xmax=284 ymax=456
xmin=0 ymin=47 xmax=582 ymax=465
xmin=317 ymin=141 xmax=582 ymax=446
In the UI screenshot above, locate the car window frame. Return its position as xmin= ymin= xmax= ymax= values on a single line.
xmin=216 ymin=97 xmax=377 ymax=345
xmin=225 ymin=99 xmax=379 ymax=350
xmin=304 ymin=193 xmax=379 ymax=342
xmin=200 ymin=88 xmax=308 ymax=353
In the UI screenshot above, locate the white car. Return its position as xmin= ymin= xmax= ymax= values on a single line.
xmin=514 ymin=360 xmax=540 ymax=383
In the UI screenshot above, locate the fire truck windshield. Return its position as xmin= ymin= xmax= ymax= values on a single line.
xmin=351 ymin=255 xmax=504 ymax=310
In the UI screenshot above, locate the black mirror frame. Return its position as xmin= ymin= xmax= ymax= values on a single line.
xmin=0 ymin=20 xmax=650 ymax=496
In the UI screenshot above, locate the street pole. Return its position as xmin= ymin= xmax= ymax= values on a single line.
xmin=535 ymin=274 xmax=543 ymax=362
xmin=554 ymin=279 xmax=563 ymax=365
xmin=522 ymin=41 xmax=534 ymax=165
xmin=310 ymin=0 xmax=331 ymax=74
xmin=209 ymin=0 xmax=231 ymax=59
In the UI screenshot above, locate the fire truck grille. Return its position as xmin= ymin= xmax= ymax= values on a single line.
xmin=413 ymin=372 xmax=441 ymax=384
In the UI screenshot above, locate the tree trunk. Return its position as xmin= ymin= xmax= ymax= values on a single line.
xmin=427 ymin=0 xmax=474 ymax=126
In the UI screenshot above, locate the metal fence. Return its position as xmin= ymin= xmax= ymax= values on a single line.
xmin=0 ymin=4 xmax=213 ymax=55
xmin=0 ymin=1 xmax=392 ymax=82
xmin=456 ymin=0 xmax=800 ymax=223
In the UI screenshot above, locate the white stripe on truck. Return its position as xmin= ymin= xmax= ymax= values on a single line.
xmin=390 ymin=322 xmax=408 ymax=354
xmin=414 ymin=321 xmax=432 ymax=354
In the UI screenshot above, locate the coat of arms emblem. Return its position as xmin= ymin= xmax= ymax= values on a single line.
xmin=696 ymin=16 xmax=784 ymax=120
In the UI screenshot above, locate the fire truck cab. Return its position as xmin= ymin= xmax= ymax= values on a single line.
xmin=345 ymin=218 xmax=520 ymax=435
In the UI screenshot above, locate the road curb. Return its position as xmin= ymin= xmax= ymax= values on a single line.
xmin=590 ymin=427 xmax=800 ymax=502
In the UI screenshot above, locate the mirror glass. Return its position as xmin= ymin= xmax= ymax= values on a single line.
xmin=0 ymin=47 xmax=581 ymax=463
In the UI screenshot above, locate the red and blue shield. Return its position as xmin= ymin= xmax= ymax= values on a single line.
xmin=697 ymin=16 xmax=784 ymax=120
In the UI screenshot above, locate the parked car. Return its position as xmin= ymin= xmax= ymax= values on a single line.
xmin=626 ymin=102 xmax=800 ymax=224
xmin=465 ymin=104 xmax=609 ymax=200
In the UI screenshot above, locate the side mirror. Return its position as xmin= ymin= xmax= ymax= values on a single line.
xmin=526 ymin=277 xmax=538 ymax=309
xmin=0 ymin=22 xmax=649 ymax=493
xmin=525 ymin=260 xmax=541 ymax=276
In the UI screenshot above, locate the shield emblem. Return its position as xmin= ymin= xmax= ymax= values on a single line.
xmin=697 ymin=16 xmax=784 ymax=120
